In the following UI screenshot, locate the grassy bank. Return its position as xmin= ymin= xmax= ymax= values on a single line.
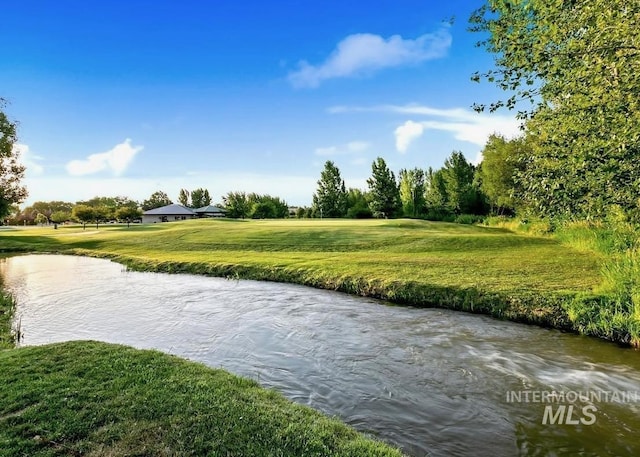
xmin=483 ymin=216 xmax=640 ymax=345
xmin=0 ymin=289 xmax=17 ymax=350
xmin=1 ymin=218 xmax=613 ymax=341
xmin=0 ymin=341 xmax=403 ymax=456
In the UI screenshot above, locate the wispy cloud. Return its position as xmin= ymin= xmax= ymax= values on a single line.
xmin=66 ymin=139 xmax=143 ymax=176
xmin=330 ymin=103 xmax=521 ymax=152
xmin=288 ymin=27 xmax=451 ymax=88
xmin=13 ymin=143 xmax=44 ymax=176
xmin=314 ymin=140 xmax=371 ymax=156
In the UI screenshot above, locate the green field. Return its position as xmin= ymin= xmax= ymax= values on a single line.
xmin=1 ymin=218 xmax=603 ymax=331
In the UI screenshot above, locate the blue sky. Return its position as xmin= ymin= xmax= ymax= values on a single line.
xmin=2 ymin=0 xmax=520 ymax=207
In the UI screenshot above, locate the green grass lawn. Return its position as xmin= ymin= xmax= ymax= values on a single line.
xmin=1 ymin=218 xmax=604 ymax=331
xmin=0 ymin=341 xmax=403 ymax=457
xmin=0 ymin=218 xmax=601 ymax=293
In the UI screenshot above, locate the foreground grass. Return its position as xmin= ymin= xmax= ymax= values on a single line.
xmin=0 ymin=341 xmax=403 ymax=457
xmin=1 ymin=219 xmax=609 ymax=338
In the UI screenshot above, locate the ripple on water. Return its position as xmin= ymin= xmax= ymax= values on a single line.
xmin=2 ymin=254 xmax=640 ymax=457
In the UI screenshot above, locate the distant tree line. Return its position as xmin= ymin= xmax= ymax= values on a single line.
xmin=8 ymin=187 xmax=293 ymax=226
xmin=306 ymin=152 xmax=494 ymax=222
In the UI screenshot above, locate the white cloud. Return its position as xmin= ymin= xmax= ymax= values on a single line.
xmin=350 ymin=157 xmax=369 ymax=166
xmin=288 ymin=27 xmax=451 ymax=88
xmin=66 ymin=139 xmax=143 ymax=176
xmin=346 ymin=141 xmax=370 ymax=152
xmin=314 ymin=141 xmax=370 ymax=156
xmin=394 ymin=121 xmax=424 ymax=154
xmin=329 ymin=103 xmax=522 ymax=152
xmin=315 ymin=146 xmax=339 ymax=156
xmin=13 ymin=143 xmax=44 ymax=176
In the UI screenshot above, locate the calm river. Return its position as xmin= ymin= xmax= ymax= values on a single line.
xmin=2 ymin=254 xmax=640 ymax=456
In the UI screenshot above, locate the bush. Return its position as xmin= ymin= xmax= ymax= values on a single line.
xmin=346 ymin=205 xmax=373 ymax=219
xmin=454 ymin=214 xmax=485 ymax=225
xmin=423 ymin=210 xmax=455 ymax=222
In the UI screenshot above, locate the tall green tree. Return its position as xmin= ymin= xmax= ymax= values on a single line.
xmin=367 ymin=157 xmax=400 ymax=218
xmin=470 ymin=0 xmax=640 ymax=220
xmin=441 ymin=151 xmax=481 ymax=214
xmin=223 ymin=191 xmax=250 ymax=219
xmin=424 ymin=167 xmax=448 ymax=215
xmin=190 ymin=188 xmax=211 ymax=208
xmin=312 ymin=161 xmax=347 ymax=218
xmin=0 ymin=100 xmax=27 ymax=219
xmin=142 ymin=191 xmax=172 ymax=211
xmin=399 ymin=168 xmax=426 ymax=217
xmin=477 ymin=135 xmax=530 ymax=215
xmin=178 ymin=189 xmax=190 ymax=207
xmin=202 ymin=189 xmax=212 ymax=207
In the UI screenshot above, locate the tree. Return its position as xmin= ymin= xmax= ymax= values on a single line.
xmin=34 ymin=213 xmax=48 ymax=226
xmin=190 ymin=188 xmax=211 ymax=208
xmin=190 ymin=188 xmax=203 ymax=208
xmin=72 ymin=204 xmax=95 ymax=230
xmin=113 ymin=196 xmax=139 ymax=209
xmin=250 ymin=201 xmax=276 ymax=219
xmin=178 ymin=189 xmax=190 ymax=207
xmin=312 ymin=161 xmax=347 ymax=218
xmin=478 ymin=135 xmax=529 ymax=214
xmin=223 ymin=191 xmax=250 ymax=219
xmin=202 ymin=189 xmax=212 ymax=207
xmin=247 ymin=193 xmax=288 ymax=219
xmin=22 ymin=201 xmax=74 ymax=224
xmin=440 ymin=151 xmax=481 ymax=214
xmin=399 ymin=168 xmax=426 ymax=217
xmin=346 ymin=188 xmax=372 ymax=219
xmin=115 ymin=206 xmax=142 ymax=227
xmin=470 ymin=1 xmax=640 ymax=220
xmin=0 ymin=100 xmax=27 ymax=219
xmin=50 ymin=210 xmax=71 ymax=224
xmin=142 ymin=191 xmax=172 ymax=211
xmin=424 ymin=167 xmax=448 ymax=216
xmin=367 ymin=157 xmax=400 ymax=218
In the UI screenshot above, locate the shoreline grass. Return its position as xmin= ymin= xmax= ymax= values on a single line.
xmin=0 ymin=289 xmax=17 ymax=350
xmin=0 ymin=341 xmax=404 ymax=456
xmin=1 ymin=218 xmax=622 ymax=343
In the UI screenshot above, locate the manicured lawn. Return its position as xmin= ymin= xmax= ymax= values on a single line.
xmin=0 ymin=218 xmax=601 ymax=294
xmin=0 ymin=341 xmax=403 ymax=456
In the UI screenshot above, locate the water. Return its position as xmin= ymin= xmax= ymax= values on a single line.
xmin=2 ymin=254 xmax=640 ymax=456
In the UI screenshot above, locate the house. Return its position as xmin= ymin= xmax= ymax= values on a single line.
xmin=193 ymin=205 xmax=226 ymax=218
xmin=142 ymin=204 xmax=197 ymax=223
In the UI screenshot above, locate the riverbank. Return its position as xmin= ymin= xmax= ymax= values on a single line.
xmin=0 ymin=289 xmax=17 ymax=349
xmin=0 ymin=340 xmax=403 ymax=456
xmin=1 ymin=218 xmax=622 ymax=343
